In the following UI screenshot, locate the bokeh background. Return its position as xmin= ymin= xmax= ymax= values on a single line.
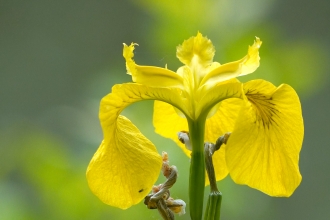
xmin=1 ymin=0 xmax=329 ymax=219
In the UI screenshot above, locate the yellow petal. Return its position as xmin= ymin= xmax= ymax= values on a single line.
xmin=176 ymin=32 xmax=215 ymax=67
xmin=205 ymin=97 xmax=244 ymax=182
xmin=87 ymin=116 xmax=162 ymax=209
xmin=153 ymin=80 xmax=242 ymax=150
xmin=153 ymin=80 xmax=243 ymax=182
xmin=153 ymin=97 xmax=244 ymax=183
xmin=153 ymin=100 xmax=190 ymax=156
xmin=196 ymin=81 xmax=243 ymax=119
xmin=123 ymin=43 xmax=184 ymax=88
xmin=87 ymin=83 xmax=187 ymax=209
xmin=226 ymin=79 xmax=304 ymax=197
xmin=200 ymin=37 xmax=262 ymax=90
xmin=108 ymin=83 xmax=189 ymax=121
xmin=176 ymin=33 xmax=217 ymax=88
xmin=153 ymin=100 xmax=230 ymax=183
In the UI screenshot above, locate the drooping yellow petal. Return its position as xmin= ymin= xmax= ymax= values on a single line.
xmin=109 ymin=83 xmax=189 ymax=120
xmin=153 ymin=100 xmax=190 ymax=156
xmin=87 ymin=116 xmax=162 ymax=209
xmin=87 ymin=83 xmax=188 ymax=209
xmin=226 ymin=79 xmax=304 ymax=197
xmin=200 ymin=37 xmax=262 ymax=90
xmin=205 ymin=97 xmax=244 ymax=182
xmin=123 ymin=43 xmax=184 ymax=88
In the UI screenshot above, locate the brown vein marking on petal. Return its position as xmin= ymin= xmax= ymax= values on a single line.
xmin=246 ymin=89 xmax=280 ymax=129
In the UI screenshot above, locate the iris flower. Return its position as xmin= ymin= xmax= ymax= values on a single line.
xmin=86 ymin=33 xmax=303 ymax=216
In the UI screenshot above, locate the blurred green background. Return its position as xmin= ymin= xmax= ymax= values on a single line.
xmin=1 ymin=0 xmax=329 ymax=219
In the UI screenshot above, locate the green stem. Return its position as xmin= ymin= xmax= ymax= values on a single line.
xmin=204 ymin=147 xmax=222 ymax=220
xmin=188 ymin=118 xmax=206 ymax=220
xmin=204 ymin=191 xmax=222 ymax=220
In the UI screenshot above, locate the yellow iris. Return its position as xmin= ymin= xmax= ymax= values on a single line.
xmin=86 ymin=33 xmax=304 ymax=209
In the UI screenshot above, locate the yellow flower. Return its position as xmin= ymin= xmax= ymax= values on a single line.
xmin=86 ymin=33 xmax=304 ymax=210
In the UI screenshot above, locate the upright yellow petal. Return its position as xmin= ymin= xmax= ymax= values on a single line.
xmin=200 ymin=37 xmax=262 ymax=90
xmin=123 ymin=43 xmax=184 ymax=88
xmin=176 ymin=32 xmax=215 ymax=67
xmin=87 ymin=83 xmax=187 ymax=209
xmin=176 ymin=33 xmax=215 ymax=86
xmin=226 ymin=80 xmax=304 ymax=197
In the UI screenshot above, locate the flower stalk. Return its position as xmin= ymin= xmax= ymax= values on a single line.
xmin=187 ymin=117 xmax=206 ymax=220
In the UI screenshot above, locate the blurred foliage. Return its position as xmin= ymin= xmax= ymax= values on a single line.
xmin=1 ymin=0 xmax=330 ymax=219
